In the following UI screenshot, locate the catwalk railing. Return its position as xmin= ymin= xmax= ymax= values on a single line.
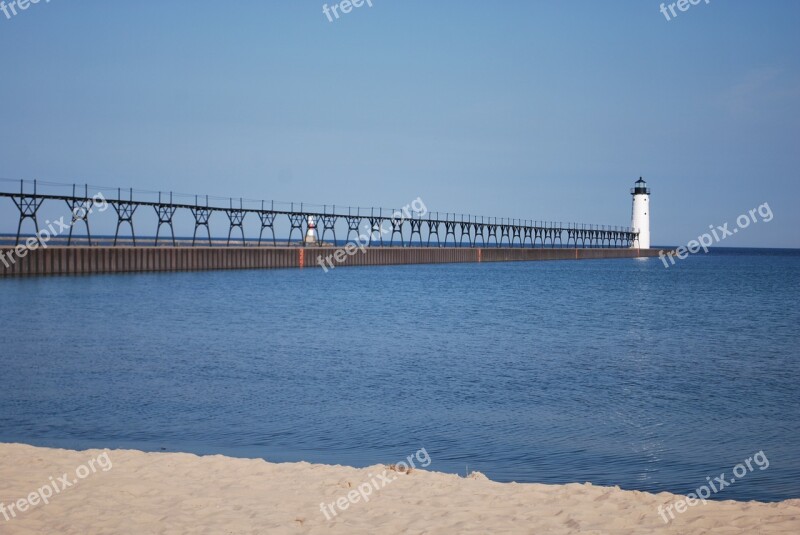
xmin=0 ymin=179 xmax=640 ymax=249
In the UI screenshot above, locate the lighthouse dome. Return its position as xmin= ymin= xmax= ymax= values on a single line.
xmin=631 ymin=177 xmax=650 ymax=195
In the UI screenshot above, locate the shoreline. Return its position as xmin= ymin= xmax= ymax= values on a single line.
xmin=1 ymin=443 xmax=798 ymax=534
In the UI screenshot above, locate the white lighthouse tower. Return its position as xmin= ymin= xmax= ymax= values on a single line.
xmin=305 ymin=215 xmax=318 ymax=244
xmin=631 ymin=177 xmax=651 ymax=249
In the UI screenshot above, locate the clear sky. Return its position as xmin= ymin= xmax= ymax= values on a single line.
xmin=1 ymin=0 xmax=798 ymax=247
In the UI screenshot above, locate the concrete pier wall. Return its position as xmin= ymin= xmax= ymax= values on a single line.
xmin=0 ymin=246 xmax=664 ymax=277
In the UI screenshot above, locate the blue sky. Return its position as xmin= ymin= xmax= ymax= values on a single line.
xmin=1 ymin=0 xmax=798 ymax=246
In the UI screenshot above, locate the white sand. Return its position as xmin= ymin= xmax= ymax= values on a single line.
xmin=1 ymin=443 xmax=798 ymax=534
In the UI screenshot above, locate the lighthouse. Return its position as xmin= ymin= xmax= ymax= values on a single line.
xmin=305 ymin=215 xmax=318 ymax=244
xmin=631 ymin=177 xmax=651 ymax=249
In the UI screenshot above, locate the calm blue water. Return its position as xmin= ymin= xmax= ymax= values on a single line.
xmin=1 ymin=249 xmax=799 ymax=502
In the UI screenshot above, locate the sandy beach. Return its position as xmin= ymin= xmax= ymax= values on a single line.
xmin=1 ymin=443 xmax=798 ymax=534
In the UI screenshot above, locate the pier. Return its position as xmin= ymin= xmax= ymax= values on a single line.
xmin=0 ymin=179 xmax=663 ymax=277
xmin=0 ymin=246 xmax=661 ymax=276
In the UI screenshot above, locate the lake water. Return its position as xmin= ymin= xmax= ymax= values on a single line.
xmin=1 ymin=249 xmax=798 ymax=502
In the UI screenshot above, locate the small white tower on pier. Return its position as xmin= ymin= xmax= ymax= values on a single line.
xmin=631 ymin=177 xmax=650 ymax=249
xmin=305 ymin=215 xmax=318 ymax=244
